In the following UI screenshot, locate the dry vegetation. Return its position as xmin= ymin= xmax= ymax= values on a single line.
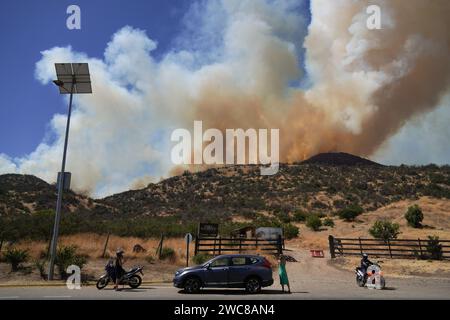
xmin=14 ymin=234 xmax=190 ymax=262
xmin=287 ymin=196 xmax=450 ymax=250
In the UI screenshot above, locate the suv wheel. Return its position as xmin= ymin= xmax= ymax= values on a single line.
xmin=184 ymin=277 xmax=201 ymax=294
xmin=245 ymin=277 xmax=261 ymax=294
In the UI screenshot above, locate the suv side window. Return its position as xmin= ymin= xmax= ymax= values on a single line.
xmin=231 ymin=257 xmax=246 ymax=266
xmin=210 ymin=258 xmax=229 ymax=267
xmin=247 ymin=257 xmax=260 ymax=265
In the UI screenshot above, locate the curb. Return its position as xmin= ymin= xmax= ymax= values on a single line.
xmin=0 ymin=280 xmax=172 ymax=288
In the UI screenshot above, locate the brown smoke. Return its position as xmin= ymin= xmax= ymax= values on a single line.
xmin=191 ymin=0 xmax=450 ymax=163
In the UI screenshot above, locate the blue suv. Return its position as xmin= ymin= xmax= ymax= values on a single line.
xmin=173 ymin=254 xmax=273 ymax=293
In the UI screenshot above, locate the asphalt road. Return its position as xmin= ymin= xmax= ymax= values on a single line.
xmin=1 ymin=249 xmax=449 ymax=300
xmin=0 ymin=277 xmax=449 ymax=300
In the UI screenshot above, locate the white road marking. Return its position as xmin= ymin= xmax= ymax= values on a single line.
xmin=43 ymin=295 xmax=72 ymax=298
xmin=0 ymin=296 xmax=19 ymax=299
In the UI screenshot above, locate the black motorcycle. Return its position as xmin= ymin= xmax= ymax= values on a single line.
xmin=96 ymin=260 xmax=144 ymax=290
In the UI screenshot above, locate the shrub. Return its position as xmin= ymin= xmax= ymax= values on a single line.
xmin=145 ymin=255 xmax=155 ymax=264
xmin=405 ymin=205 xmax=424 ymax=228
xmin=159 ymin=247 xmax=176 ymax=261
xmin=3 ymin=247 xmax=29 ymax=272
xmin=323 ymin=218 xmax=335 ymax=228
xmin=34 ymin=259 xmax=47 ymax=279
xmin=293 ymin=211 xmax=307 ymax=222
xmin=283 ymin=223 xmax=300 ymax=239
xmin=192 ymin=253 xmax=212 ymax=265
xmin=338 ymin=205 xmax=363 ymax=222
xmin=369 ymin=220 xmax=400 ymax=242
xmin=276 ymin=212 xmax=291 ymax=224
xmin=306 ymin=215 xmax=322 ymax=231
xmin=426 ymin=235 xmax=443 ymax=260
xmin=55 ymin=245 xmax=87 ymax=279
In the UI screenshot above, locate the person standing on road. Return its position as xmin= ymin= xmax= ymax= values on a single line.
xmin=114 ymin=249 xmax=125 ymax=291
xmin=278 ymin=255 xmax=291 ymax=293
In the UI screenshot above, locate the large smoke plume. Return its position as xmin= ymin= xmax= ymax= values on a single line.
xmin=1 ymin=0 xmax=450 ymax=197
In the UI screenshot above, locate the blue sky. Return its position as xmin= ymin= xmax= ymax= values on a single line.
xmin=0 ymin=0 xmax=195 ymax=158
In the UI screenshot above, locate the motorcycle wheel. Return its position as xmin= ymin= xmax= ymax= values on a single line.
xmin=96 ymin=276 xmax=109 ymax=290
xmin=379 ymin=277 xmax=386 ymax=289
xmin=356 ymin=275 xmax=365 ymax=287
xmin=128 ymin=275 xmax=142 ymax=289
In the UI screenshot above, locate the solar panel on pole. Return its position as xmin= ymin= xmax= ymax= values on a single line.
xmin=54 ymin=63 xmax=92 ymax=94
xmin=48 ymin=63 xmax=92 ymax=280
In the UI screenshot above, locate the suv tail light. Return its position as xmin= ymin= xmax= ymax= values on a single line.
xmin=262 ymin=258 xmax=272 ymax=269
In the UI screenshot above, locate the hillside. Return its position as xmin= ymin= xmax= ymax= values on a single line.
xmin=100 ymin=163 xmax=450 ymax=221
xmin=1 ymin=154 xmax=450 ymax=223
xmin=0 ymin=174 xmax=107 ymax=216
xmin=301 ymin=152 xmax=382 ymax=166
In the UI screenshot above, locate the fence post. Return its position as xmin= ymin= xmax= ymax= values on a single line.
xmin=218 ymin=236 xmax=222 ymax=255
xmin=213 ymin=238 xmax=216 ymax=256
xmin=328 ymin=235 xmax=336 ymax=258
xmin=157 ymin=234 xmax=164 ymax=259
xmin=277 ymin=235 xmax=283 ymax=255
xmin=358 ymin=237 xmax=363 ymax=255
xmin=239 ymin=238 xmax=242 ymax=253
xmin=418 ymin=238 xmax=423 ymax=257
xmin=387 ymin=238 xmax=392 ymax=258
xmin=194 ymin=235 xmax=199 ymax=256
xmin=101 ymin=233 xmax=110 ymax=258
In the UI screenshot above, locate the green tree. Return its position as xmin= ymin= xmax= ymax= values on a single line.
xmin=404 ymin=205 xmax=424 ymax=228
xmin=369 ymin=220 xmax=400 ymax=242
xmin=338 ymin=205 xmax=363 ymax=222
xmin=306 ymin=215 xmax=322 ymax=231
xmin=426 ymin=235 xmax=443 ymax=260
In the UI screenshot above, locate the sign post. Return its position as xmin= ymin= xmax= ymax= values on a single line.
xmin=185 ymin=233 xmax=193 ymax=267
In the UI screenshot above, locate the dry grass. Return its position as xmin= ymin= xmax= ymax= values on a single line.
xmin=287 ymin=196 xmax=450 ymax=250
xmin=14 ymin=234 xmax=192 ymax=265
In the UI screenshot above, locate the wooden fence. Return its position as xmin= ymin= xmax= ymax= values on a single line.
xmin=328 ymin=235 xmax=450 ymax=260
xmin=194 ymin=236 xmax=283 ymax=256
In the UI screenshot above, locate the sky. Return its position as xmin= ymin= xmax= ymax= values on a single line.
xmin=0 ymin=0 xmax=193 ymax=158
xmin=0 ymin=0 xmax=449 ymax=198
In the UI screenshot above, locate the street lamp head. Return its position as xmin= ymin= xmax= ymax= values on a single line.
xmin=53 ymin=79 xmax=64 ymax=87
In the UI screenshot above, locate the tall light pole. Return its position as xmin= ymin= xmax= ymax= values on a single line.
xmin=48 ymin=63 xmax=92 ymax=280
